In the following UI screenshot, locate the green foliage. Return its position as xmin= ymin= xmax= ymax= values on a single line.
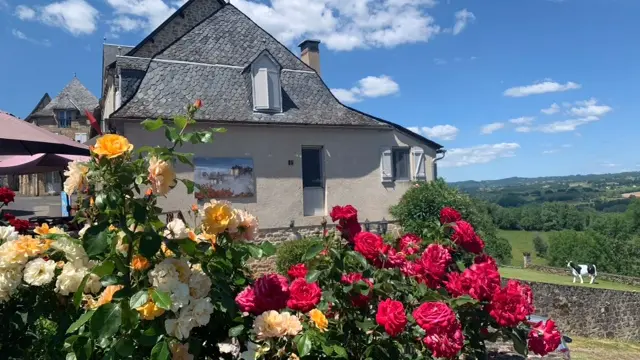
xmin=275 ymin=237 xmax=323 ymax=274
xmin=532 ymin=234 xmax=548 ymax=258
xmin=390 ymin=179 xmax=512 ymax=265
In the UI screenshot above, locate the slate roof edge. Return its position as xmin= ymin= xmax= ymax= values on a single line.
xmin=126 ymin=0 xmax=227 ymax=57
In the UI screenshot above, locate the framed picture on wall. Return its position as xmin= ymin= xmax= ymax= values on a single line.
xmin=193 ymin=157 xmax=255 ymax=200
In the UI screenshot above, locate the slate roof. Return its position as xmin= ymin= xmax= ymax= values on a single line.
xmin=32 ymin=77 xmax=99 ymax=117
xmin=103 ymin=44 xmax=134 ymax=70
xmin=25 ymin=93 xmax=51 ymax=121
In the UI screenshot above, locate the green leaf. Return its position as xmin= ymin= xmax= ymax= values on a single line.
xmin=175 ymin=153 xmax=194 ymax=167
xmin=66 ymin=310 xmax=95 ymax=334
xmin=129 ymin=290 xmax=149 ymax=309
xmin=142 ymin=118 xmax=165 ymax=131
xmin=246 ymin=244 xmax=263 ymax=258
xmin=260 ymin=241 xmax=277 ymax=257
xmin=138 ymin=231 xmax=163 ymax=258
xmin=164 ymin=127 xmax=179 ymax=143
xmin=356 ymin=319 xmax=375 ymax=332
xmin=199 ymin=131 xmax=213 ymax=143
xmin=92 ymin=260 xmax=115 ymax=278
xmin=73 ymin=274 xmax=91 ymax=308
xmin=136 ymin=145 xmax=155 ymax=155
xmin=303 ymin=243 xmax=325 ymax=261
xmin=115 ymin=338 xmax=134 ymax=357
xmin=150 ymin=289 xmax=172 ymax=310
xmin=228 ymin=324 xmax=244 ymax=337
xmin=347 ymin=251 xmax=368 ymax=268
xmin=180 ymin=179 xmax=196 ymax=194
xmin=449 ymin=295 xmax=478 ymax=308
xmin=178 ymin=239 xmax=197 ymax=256
xmin=509 ymin=328 xmax=528 ymax=356
xmin=84 ymin=223 xmax=109 ymax=257
xmin=133 ymin=201 xmax=147 ymax=224
xmin=91 ymin=303 xmax=122 ymax=340
xmin=173 ymin=115 xmax=188 ymax=130
xmin=322 ymin=345 xmax=334 ymax=356
xmin=306 ymin=270 xmax=321 ymax=283
xmin=151 ymin=340 xmax=171 ymax=360
xmin=333 ymin=345 xmax=348 ymax=359
xmin=296 ymin=333 xmax=312 ymax=357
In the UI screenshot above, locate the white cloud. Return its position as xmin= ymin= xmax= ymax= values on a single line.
xmin=331 ymin=75 xmax=399 ymax=103
xmin=481 ymin=122 xmax=505 ymax=135
xmin=452 ymin=8 xmax=475 ymax=35
xmin=541 ymin=103 xmax=560 ymax=115
xmin=15 ymin=0 xmax=98 ymax=35
xmin=11 ymin=29 xmax=51 ymax=46
xmin=233 ymin=0 xmax=441 ymax=51
xmin=601 ymin=162 xmax=619 ymax=168
xmin=439 ymin=143 xmax=520 ymax=168
xmin=508 ymin=116 xmax=535 ymax=125
xmin=515 ymin=126 xmax=531 ymax=133
xmin=503 ymin=80 xmax=581 ymax=98
xmin=410 ymin=124 xmax=459 ymax=141
xmin=537 ymin=116 xmax=599 ymax=133
xmin=15 ymin=5 xmax=36 ymax=19
xmin=105 ymin=0 xmax=175 ymax=33
xmin=108 ymin=16 xmax=147 ymax=33
xmin=542 ymin=149 xmax=558 ymax=155
xmin=568 ymin=98 xmax=612 ymax=117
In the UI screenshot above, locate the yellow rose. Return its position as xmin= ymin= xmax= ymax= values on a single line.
xmin=148 ymin=157 xmax=177 ymax=196
xmin=14 ymin=236 xmax=48 ymax=257
xmin=309 ymin=309 xmax=328 ymax=332
xmin=137 ymin=299 xmax=166 ymax=320
xmin=34 ymin=223 xmax=64 ymax=236
xmin=253 ymin=310 xmax=286 ymax=340
xmin=91 ymin=285 xmax=123 ymax=309
xmin=92 ymin=134 xmax=134 ymax=159
xmin=202 ymin=200 xmax=236 ymax=235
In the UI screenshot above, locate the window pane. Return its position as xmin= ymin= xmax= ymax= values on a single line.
xmin=302 ymin=148 xmax=323 ymax=188
xmin=393 ymin=148 xmax=410 ymax=180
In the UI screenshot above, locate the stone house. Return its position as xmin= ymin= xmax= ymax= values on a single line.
xmin=17 ymin=77 xmax=98 ymax=196
xmin=100 ymin=0 xmax=446 ymax=238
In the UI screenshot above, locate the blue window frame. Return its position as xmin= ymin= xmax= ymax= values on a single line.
xmin=57 ymin=110 xmax=72 ymax=128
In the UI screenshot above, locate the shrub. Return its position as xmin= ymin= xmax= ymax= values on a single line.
xmin=276 ymin=236 xmax=323 ymax=274
xmin=391 ymin=179 xmax=512 ymax=264
xmin=532 ymin=234 xmax=548 ymax=257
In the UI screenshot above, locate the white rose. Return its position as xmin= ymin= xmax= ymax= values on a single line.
xmin=78 ymin=223 xmax=91 ymax=238
xmin=0 ymin=226 xmax=19 ymax=244
xmin=55 ymin=262 xmax=86 ymax=296
xmin=63 ymin=160 xmax=88 ymax=195
xmin=23 ymin=258 xmax=56 ymax=286
xmin=188 ymin=297 xmax=214 ymax=327
xmin=165 ymin=314 xmax=194 ymax=340
xmin=0 ymin=240 xmax=28 ymax=269
xmin=0 ymin=266 xmax=22 ymax=303
xmin=170 ymin=282 xmax=191 ymax=312
xmin=164 ymin=218 xmax=189 ymax=240
xmin=188 ymin=267 xmax=212 ymax=299
xmin=149 ymin=260 xmax=181 ymax=292
xmin=51 ymin=238 xmax=89 ymax=266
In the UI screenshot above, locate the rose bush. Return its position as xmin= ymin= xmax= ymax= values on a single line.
xmin=0 ymin=102 xmax=276 ymax=359
xmin=230 ymin=206 xmax=561 ymax=359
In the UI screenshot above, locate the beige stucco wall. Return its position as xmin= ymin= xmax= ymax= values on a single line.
xmin=122 ymin=122 xmax=437 ymax=229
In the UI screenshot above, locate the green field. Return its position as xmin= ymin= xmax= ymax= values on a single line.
xmin=499 ymin=267 xmax=640 ymax=292
xmin=498 ymin=229 xmax=551 ymax=266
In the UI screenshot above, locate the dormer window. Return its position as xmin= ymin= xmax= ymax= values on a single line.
xmin=250 ymin=52 xmax=282 ymax=112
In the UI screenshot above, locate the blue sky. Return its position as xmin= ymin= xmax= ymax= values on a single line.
xmin=0 ymin=0 xmax=638 ymax=182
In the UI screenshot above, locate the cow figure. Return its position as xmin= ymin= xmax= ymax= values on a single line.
xmin=567 ymin=261 xmax=597 ymax=284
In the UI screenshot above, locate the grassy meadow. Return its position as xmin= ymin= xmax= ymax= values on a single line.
xmin=498 ymin=229 xmax=552 ymax=267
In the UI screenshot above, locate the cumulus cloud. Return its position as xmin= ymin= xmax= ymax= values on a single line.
xmin=451 ymin=8 xmax=475 ymax=35
xmin=515 ymin=126 xmax=532 ymax=133
xmin=14 ymin=0 xmax=98 ymax=35
xmin=439 ymin=143 xmax=520 ymax=168
xmin=481 ymin=122 xmax=505 ymax=135
xmin=105 ymin=0 xmax=175 ymax=33
xmin=11 ymin=29 xmax=51 ymax=46
xmin=537 ymin=116 xmax=599 ymax=133
xmin=331 ymin=75 xmax=399 ymax=104
xmin=541 ymin=103 xmax=560 ymax=115
xmin=508 ymin=116 xmax=535 ymax=125
xmin=503 ymin=80 xmax=581 ymax=97
xmin=568 ymin=98 xmax=612 ymax=117
xmin=518 ymin=99 xmax=612 ymax=134
xmin=408 ymin=124 xmax=459 ymax=141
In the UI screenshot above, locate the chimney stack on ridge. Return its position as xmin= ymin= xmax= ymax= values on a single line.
xmin=299 ymin=39 xmax=321 ymax=75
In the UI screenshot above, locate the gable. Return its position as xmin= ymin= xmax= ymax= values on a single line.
xmin=127 ymin=0 xmax=225 ymax=58
xmin=26 ymin=93 xmax=51 ymax=121
xmin=155 ymin=5 xmax=309 ymax=71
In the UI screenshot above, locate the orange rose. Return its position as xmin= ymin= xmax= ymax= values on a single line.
xmin=92 ymin=134 xmax=134 ymax=159
xmin=193 ymin=99 xmax=203 ymax=109
xmin=131 ymin=255 xmax=150 ymax=271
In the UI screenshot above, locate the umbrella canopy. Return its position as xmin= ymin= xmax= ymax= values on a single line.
xmin=0 ymin=111 xmax=90 ymax=156
xmin=0 ymin=153 xmax=90 ymax=175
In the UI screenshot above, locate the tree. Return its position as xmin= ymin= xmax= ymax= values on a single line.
xmin=532 ymin=234 xmax=548 ymax=258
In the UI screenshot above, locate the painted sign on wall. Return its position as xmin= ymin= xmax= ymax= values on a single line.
xmin=194 ymin=157 xmax=255 ymax=200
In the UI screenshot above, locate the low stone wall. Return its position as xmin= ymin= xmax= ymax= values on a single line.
xmin=525 ymin=265 xmax=640 ymax=287
xmin=254 ymin=222 xmax=402 ymax=244
xmin=506 ymin=280 xmax=640 ymax=341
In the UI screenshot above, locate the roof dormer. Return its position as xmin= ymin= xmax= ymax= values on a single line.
xmin=248 ymin=50 xmax=282 ymax=113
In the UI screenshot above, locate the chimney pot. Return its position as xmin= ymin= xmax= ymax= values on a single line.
xmin=299 ymin=39 xmax=321 ymax=75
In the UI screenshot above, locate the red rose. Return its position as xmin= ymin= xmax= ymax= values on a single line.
xmin=3 ymin=212 xmax=16 ymax=221
xmin=444 ymin=272 xmax=467 ymax=298
xmin=375 ymin=299 xmax=407 ymax=337
xmin=439 ymin=207 xmax=461 ymax=224
xmin=401 ymin=261 xmax=424 ymax=278
xmin=398 ymin=233 xmax=422 ymax=255
xmin=451 ymin=221 xmax=484 ymax=254
xmin=528 ymin=319 xmax=562 ymax=356
xmin=342 ymin=220 xmax=362 ymax=242
xmin=287 ymin=263 xmax=308 ymax=279
xmin=0 ymin=187 xmax=16 ymax=205
xmin=488 ymin=280 xmax=535 ymax=327
xmin=445 ymin=262 xmax=501 ymax=301
xmin=412 ymin=302 xmax=458 ymax=333
xmin=287 ymin=278 xmax=322 ymax=312
xmin=474 ymin=254 xmax=498 ymax=269
xmin=9 ymin=218 xmax=30 ymax=234
xmin=254 ymin=274 xmax=290 ymax=312
xmin=423 ymin=324 xmax=464 ymax=359
xmin=235 ymin=286 xmax=258 ymax=314
xmin=385 ymin=248 xmax=407 ymax=268
xmin=354 ymin=232 xmax=385 ymax=263
xmin=341 ymin=273 xmax=374 ymax=307
xmin=418 ymin=244 xmax=452 ymax=288
xmin=330 ymin=205 xmax=358 ymax=222
xmin=330 ymin=205 xmax=361 ymax=242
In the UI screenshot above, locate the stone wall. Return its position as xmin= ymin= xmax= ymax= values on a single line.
xmin=505 ymin=280 xmax=640 ymax=341
xmin=254 ymin=222 xmax=403 ymax=244
xmin=524 ymin=265 xmax=640 ymax=287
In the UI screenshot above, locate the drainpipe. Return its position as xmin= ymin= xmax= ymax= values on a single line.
xmin=433 ymin=149 xmax=446 ymax=180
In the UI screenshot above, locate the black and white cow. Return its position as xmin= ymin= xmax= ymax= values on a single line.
xmin=567 ymin=261 xmax=597 ymax=284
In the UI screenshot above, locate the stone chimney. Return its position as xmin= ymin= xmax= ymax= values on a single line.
xmin=299 ymin=39 xmax=321 ymax=75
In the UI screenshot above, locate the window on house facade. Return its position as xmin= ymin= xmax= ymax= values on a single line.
xmin=251 ymin=53 xmax=282 ymax=112
xmin=392 ymin=148 xmax=410 ymax=180
xmin=57 ymin=110 xmax=72 ymax=128
xmin=75 ymin=133 xmax=87 ymax=143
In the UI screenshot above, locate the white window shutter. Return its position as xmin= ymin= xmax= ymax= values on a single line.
xmin=267 ymin=69 xmax=281 ymax=111
xmin=380 ymin=148 xmax=393 ymax=182
xmin=254 ymin=68 xmax=269 ymax=109
xmin=412 ymin=147 xmax=426 ymax=181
